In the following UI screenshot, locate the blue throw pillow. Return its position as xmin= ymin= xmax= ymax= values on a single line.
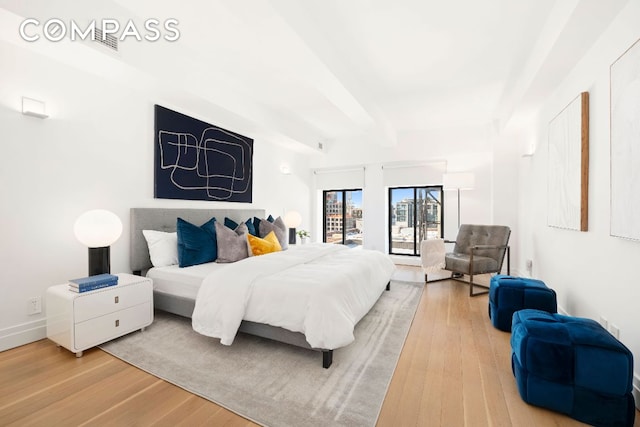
xmin=253 ymin=215 xmax=275 ymax=235
xmin=225 ymin=217 xmax=257 ymax=236
xmin=224 ymin=217 xmax=239 ymax=229
xmin=176 ymin=217 xmax=217 ymax=267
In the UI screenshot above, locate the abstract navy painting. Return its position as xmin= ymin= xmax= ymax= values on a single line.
xmin=154 ymin=105 xmax=253 ymax=202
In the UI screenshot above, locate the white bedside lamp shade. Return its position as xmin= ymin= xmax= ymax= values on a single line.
xmin=283 ymin=211 xmax=302 ymax=228
xmin=74 ymin=209 xmax=123 ymax=247
xmin=283 ymin=211 xmax=302 ymax=244
xmin=74 ymin=209 xmax=122 ymax=276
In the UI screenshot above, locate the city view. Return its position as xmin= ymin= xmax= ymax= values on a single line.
xmin=389 ymin=187 xmax=442 ymax=255
xmin=324 ymin=190 xmax=363 ymax=246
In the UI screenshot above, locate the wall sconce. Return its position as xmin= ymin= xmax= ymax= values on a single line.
xmin=283 ymin=211 xmax=302 ymax=244
xmin=280 ymin=164 xmax=291 ymax=175
xmin=443 ymin=172 xmax=475 ymax=229
xmin=522 ymin=142 xmax=536 ymax=157
xmin=74 ymin=209 xmax=123 ymax=276
xmin=22 ymin=97 xmax=49 ymax=119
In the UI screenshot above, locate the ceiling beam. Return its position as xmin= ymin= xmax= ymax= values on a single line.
xmin=496 ymin=0 xmax=630 ymax=132
xmin=267 ymin=0 xmax=397 ymax=147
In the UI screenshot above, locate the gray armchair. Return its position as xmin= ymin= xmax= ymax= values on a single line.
xmin=423 ymin=224 xmax=511 ymax=297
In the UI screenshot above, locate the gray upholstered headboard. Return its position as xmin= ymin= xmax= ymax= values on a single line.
xmin=130 ymin=207 xmax=266 ymax=273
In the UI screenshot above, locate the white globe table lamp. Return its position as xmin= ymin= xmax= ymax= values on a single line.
xmin=74 ymin=209 xmax=123 ymax=276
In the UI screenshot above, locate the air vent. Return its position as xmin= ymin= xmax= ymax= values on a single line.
xmin=93 ymin=27 xmax=118 ymax=51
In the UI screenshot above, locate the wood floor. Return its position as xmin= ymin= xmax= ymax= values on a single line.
xmin=1 ymin=267 xmax=637 ymax=426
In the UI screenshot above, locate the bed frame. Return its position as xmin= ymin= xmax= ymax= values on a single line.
xmin=130 ymin=208 xmax=342 ymax=367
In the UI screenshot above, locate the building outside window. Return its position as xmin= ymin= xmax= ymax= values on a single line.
xmin=389 ymin=186 xmax=443 ymax=255
xmin=323 ymin=189 xmax=363 ymax=246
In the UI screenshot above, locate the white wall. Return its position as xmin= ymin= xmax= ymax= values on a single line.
xmin=513 ymin=0 xmax=640 ymax=389
xmin=0 ymin=41 xmax=309 ymax=350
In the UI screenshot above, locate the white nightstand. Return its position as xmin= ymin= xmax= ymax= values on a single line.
xmin=46 ymin=273 xmax=153 ymax=357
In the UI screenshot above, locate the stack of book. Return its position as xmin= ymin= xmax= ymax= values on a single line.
xmin=69 ymin=273 xmax=119 ymax=293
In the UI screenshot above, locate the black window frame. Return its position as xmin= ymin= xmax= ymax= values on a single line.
xmin=388 ymin=185 xmax=444 ymax=256
xmin=322 ymin=188 xmax=362 ymax=245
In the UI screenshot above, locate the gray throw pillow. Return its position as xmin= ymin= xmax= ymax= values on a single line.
xmin=215 ymin=222 xmax=249 ymax=263
xmin=259 ymin=216 xmax=288 ymax=250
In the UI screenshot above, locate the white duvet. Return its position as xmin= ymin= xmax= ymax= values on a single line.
xmin=191 ymin=243 xmax=395 ymax=350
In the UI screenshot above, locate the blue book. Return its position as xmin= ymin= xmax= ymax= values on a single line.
xmin=69 ymin=273 xmax=118 ymax=290
xmin=68 ymin=281 xmax=118 ymax=293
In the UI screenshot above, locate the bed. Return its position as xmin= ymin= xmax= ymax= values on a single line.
xmin=130 ymin=207 xmax=395 ymax=368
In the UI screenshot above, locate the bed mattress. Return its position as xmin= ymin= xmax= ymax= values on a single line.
xmin=146 ymin=262 xmax=228 ymax=300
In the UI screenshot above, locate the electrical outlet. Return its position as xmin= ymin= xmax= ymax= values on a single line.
xmin=610 ymin=324 xmax=620 ymax=340
xmin=27 ymin=296 xmax=41 ymax=315
xmin=599 ymin=316 xmax=608 ymax=330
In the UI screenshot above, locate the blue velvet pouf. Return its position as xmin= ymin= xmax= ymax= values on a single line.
xmin=488 ymin=275 xmax=557 ymax=332
xmin=511 ymin=309 xmax=635 ymax=427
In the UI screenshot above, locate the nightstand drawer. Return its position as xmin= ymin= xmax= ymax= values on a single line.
xmin=74 ymin=282 xmax=151 ymax=322
xmin=74 ymin=302 xmax=152 ymax=349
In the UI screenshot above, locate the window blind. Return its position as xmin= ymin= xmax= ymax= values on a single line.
xmin=382 ymin=161 xmax=447 ymax=187
xmin=314 ymin=167 xmax=365 ymax=190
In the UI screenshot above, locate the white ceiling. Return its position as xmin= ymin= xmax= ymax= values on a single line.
xmin=0 ymin=0 xmax=631 ymax=152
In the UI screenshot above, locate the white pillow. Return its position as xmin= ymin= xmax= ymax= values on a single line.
xmin=142 ymin=230 xmax=178 ymax=267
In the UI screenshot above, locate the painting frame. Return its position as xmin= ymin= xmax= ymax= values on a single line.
xmin=610 ymin=38 xmax=640 ymax=240
xmin=547 ymin=92 xmax=589 ymax=232
xmin=154 ymin=105 xmax=253 ymax=203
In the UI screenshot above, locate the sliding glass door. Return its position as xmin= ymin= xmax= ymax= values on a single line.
xmin=323 ymin=189 xmax=363 ymax=246
xmin=389 ymin=186 xmax=443 ymax=255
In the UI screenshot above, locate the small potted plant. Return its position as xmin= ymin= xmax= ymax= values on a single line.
xmin=296 ymin=230 xmax=310 ymax=244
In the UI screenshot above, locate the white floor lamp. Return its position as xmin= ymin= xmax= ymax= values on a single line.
xmin=443 ymin=172 xmax=475 ymax=229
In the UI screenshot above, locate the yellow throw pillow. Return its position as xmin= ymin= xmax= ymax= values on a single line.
xmin=263 ymin=231 xmax=282 ymax=250
xmin=247 ymin=231 xmax=282 ymax=256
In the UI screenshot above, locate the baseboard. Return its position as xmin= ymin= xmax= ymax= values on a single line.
xmin=0 ymin=318 xmax=46 ymax=352
xmin=510 ymin=268 xmax=526 ymax=278
xmin=390 ymin=255 xmax=420 ymax=267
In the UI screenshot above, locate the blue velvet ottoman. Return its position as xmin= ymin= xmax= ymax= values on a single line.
xmin=511 ymin=309 xmax=635 ymax=427
xmin=488 ymin=275 xmax=557 ymax=332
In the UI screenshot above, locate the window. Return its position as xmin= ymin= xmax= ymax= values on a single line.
xmin=323 ymin=189 xmax=363 ymax=246
xmin=389 ymin=186 xmax=443 ymax=255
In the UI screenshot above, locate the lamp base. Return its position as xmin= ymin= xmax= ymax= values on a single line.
xmin=88 ymin=246 xmax=110 ymax=276
xmin=289 ymin=228 xmax=296 ymax=245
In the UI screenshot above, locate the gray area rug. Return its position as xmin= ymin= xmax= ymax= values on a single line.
xmin=100 ymin=280 xmax=423 ymax=427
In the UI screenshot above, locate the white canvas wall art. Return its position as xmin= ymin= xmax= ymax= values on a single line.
xmin=611 ymin=38 xmax=640 ymax=240
xmin=547 ymin=92 xmax=589 ymax=231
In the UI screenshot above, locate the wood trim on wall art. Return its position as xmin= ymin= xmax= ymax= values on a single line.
xmin=547 ymin=91 xmax=589 ymax=232
xmin=580 ymin=92 xmax=589 ymax=231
